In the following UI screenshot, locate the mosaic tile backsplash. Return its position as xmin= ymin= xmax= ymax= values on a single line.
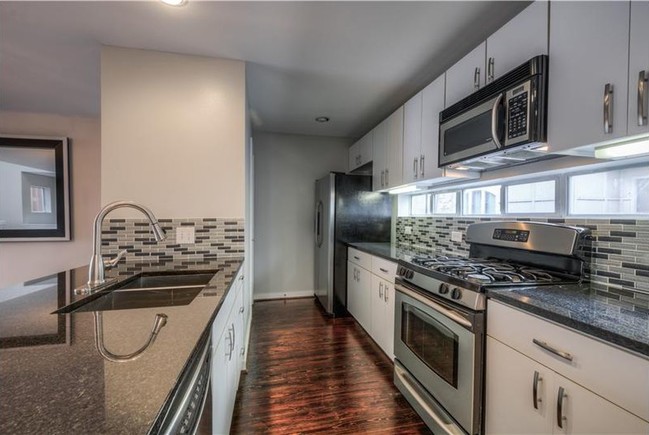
xmin=396 ymin=217 xmax=649 ymax=310
xmin=101 ymin=218 xmax=244 ymax=274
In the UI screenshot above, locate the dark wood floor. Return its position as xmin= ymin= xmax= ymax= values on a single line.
xmin=230 ymin=298 xmax=431 ymax=434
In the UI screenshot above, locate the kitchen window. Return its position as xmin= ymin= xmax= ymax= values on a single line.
xmin=569 ymin=166 xmax=649 ymax=215
xmin=506 ymin=180 xmax=556 ymax=214
xmin=462 ymin=185 xmax=501 ymax=215
xmin=410 ymin=193 xmax=431 ymax=215
xmin=432 ymin=191 xmax=459 ymax=215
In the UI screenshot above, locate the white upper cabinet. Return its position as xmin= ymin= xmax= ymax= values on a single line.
xmin=372 ymin=119 xmax=388 ymax=191
xmin=348 ymin=131 xmax=373 ymax=172
xmin=403 ymin=74 xmax=446 ymax=184
xmin=385 ymin=107 xmax=404 ymax=189
xmin=547 ymin=1 xmax=630 ymax=153
xmin=445 ymin=42 xmax=486 ymax=108
xmin=485 ymin=1 xmax=548 ymax=84
xmin=628 ymin=1 xmax=649 ymax=137
xmin=373 ymin=107 xmax=404 ymax=191
xmin=402 ymin=91 xmax=423 ymax=185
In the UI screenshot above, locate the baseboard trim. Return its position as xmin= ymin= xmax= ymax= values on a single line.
xmin=253 ymin=291 xmax=314 ymax=301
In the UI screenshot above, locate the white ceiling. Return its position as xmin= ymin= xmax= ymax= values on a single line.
xmin=0 ymin=1 xmax=529 ymax=138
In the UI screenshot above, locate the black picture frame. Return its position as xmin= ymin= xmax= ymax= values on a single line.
xmin=0 ymin=136 xmax=71 ymax=241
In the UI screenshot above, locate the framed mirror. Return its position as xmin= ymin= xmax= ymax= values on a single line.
xmin=0 ymin=136 xmax=70 ymax=241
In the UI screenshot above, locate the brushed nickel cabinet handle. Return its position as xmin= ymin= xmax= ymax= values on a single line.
xmin=353 ymin=255 xmax=360 ymax=260
xmin=533 ymin=370 xmax=542 ymax=410
xmin=420 ymin=154 xmax=425 ymax=177
xmin=379 ymin=267 xmax=388 ymax=273
xmin=380 ymin=170 xmax=385 ymax=187
xmin=385 ymin=168 xmax=389 ymax=186
xmin=488 ymin=57 xmax=495 ymax=82
xmin=413 ymin=158 xmax=418 ymax=178
xmin=379 ymin=282 xmax=383 ymax=299
xmin=639 ymin=70 xmax=648 ymax=126
xmin=557 ymin=386 xmax=567 ymax=429
xmin=533 ymin=338 xmax=573 ymax=362
xmin=604 ymin=83 xmax=614 ymax=134
xmin=474 ymin=67 xmax=481 ymax=89
xmin=384 ymin=285 xmax=388 ymax=302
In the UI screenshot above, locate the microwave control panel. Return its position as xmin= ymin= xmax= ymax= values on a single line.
xmin=505 ymin=80 xmax=531 ymax=143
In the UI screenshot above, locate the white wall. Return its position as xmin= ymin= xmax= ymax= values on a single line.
xmin=0 ymin=111 xmax=101 ymax=287
xmin=253 ymin=132 xmax=351 ymax=299
xmin=101 ymin=46 xmax=246 ymax=219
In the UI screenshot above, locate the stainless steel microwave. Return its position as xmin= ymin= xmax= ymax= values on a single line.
xmin=439 ymin=55 xmax=548 ymax=171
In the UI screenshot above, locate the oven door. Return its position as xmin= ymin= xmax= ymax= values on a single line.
xmin=439 ymin=94 xmax=505 ymax=167
xmin=394 ymin=282 xmax=483 ymax=435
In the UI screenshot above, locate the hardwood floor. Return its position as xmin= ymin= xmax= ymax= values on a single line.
xmin=230 ymin=298 xmax=431 ymax=434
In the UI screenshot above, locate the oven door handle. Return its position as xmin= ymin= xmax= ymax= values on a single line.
xmin=397 ymin=285 xmax=472 ymax=329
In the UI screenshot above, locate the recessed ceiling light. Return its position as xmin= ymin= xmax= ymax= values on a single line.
xmin=160 ymin=0 xmax=188 ymax=6
xmin=315 ymin=116 xmax=330 ymax=123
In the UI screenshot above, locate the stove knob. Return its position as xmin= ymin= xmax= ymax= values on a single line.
xmin=451 ymin=288 xmax=462 ymax=300
xmin=397 ymin=266 xmax=405 ymax=276
xmin=438 ymin=283 xmax=449 ymax=295
xmin=407 ymin=270 xmax=415 ymax=279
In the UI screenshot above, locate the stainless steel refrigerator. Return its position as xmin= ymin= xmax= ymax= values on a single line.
xmin=314 ymin=172 xmax=392 ymax=316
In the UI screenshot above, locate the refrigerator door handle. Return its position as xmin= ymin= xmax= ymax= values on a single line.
xmin=316 ymin=201 xmax=324 ymax=247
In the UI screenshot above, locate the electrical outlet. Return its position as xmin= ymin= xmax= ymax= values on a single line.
xmin=176 ymin=226 xmax=195 ymax=244
xmin=451 ymin=231 xmax=463 ymax=243
xmin=404 ymin=226 xmax=413 ymax=235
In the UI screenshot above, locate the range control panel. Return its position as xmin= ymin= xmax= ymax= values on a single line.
xmin=493 ymin=228 xmax=530 ymax=243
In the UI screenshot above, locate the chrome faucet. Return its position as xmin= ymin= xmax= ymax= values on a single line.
xmin=87 ymin=201 xmax=166 ymax=289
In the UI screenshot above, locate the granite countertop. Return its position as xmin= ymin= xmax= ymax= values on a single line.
xmin=345 ymin=241 xmax=440 ymax=262
xmin=0 ymin=257 xmax=243 ymax=434
xmin=488 ymin=284 xmax=649 ymax=358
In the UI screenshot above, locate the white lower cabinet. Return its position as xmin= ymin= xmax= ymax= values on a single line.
xmin=348 ymin=249 xmax=396 ymax=360
xmin=486 ymin=302 xmax=649 ymax=435
xmin=211 ymin=265 xmax=249 ymax=435
xmin=347 ymin=261 xmax=371 ymax=332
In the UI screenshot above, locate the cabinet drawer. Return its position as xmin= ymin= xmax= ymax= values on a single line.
xmin=348 ymin=247 xmax=372 ymax=270
xmin=487 ymin=300 xmax=649 ymax=421
xmin=371 ymin=256 xmax=397 ymax=281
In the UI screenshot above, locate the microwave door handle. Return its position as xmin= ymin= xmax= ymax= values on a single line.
xmin=491 ymin=93 xmax=504 ymax=149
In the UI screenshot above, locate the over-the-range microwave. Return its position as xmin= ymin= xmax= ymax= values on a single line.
xmin=439 ymin=55 xmax=549 ymax=171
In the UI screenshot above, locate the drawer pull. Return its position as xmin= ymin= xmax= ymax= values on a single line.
xmin=533 ymin=338 xmax=573 ymax=362
xmin=532 ymin=370 xmax=542 ymax=410
xmin=353 ymin=256 xmax=360 ymax=260
xmin=557 ymin=386 xmax=567 ymax=429
xmin=379 ymin=267 xmax=389 ymax=273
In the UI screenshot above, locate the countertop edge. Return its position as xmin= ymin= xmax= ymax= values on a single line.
xmin=343 ymin=241 xmax=398 ymax=262
xmin=487 ymin=291 xmax=649 ymax=359
xmin=147 ymin=259 xmax=244 ymax=434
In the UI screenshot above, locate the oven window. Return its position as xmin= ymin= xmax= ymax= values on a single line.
xmin=401 ymin=303 xmax=459 ymax=388
xmin=443 ymin=111 xmax=493 ymax=156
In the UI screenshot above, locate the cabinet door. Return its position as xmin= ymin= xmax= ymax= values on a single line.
xmin=421 ymin=74 xmax=446 ymax=180
xmin=385 ymin=106 xmax=404 ymax=189
xmin=359 ymin=131 xmax=373 ymax=167
xmin=382 ymin=279 xmax=395 ymax=360
xmin=628 ymin=1 xmax=649 ymax=137
xmin=445 ymin=42 xmax=486 ymax=107
xmin=349 ymin=140 xmax=362 ymax=172
xmin=372 ymin=121 xmax=388 ymax=191
xmin=235 ymin=287 xmax=245 ymax=373
xmin=548 ymin=1 xmax=630 ymax=153
xmin=370 ymin=274 xmax=385 ymax=347
xmin=485 ymin=1 xmax=548 ymax=84
xmin=212 ymin=327 xmax=233 ymax=435
xmin=347 ymin=262 xmax=360 ymax=320
xmin=403 ymin=91 xmax=423 ymax=185
xmin=485 ymin=337 xmax=554 ymax=435
xmin=553 ymin=375 xmax=648 ymax=435
xmin=356 ymin=266 xmax=372 ymax=332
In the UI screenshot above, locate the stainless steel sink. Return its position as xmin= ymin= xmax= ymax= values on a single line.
xmin=54 ymin=271 xmax=217 ymax=314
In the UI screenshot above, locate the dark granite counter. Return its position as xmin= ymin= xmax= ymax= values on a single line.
xmin=488 ymin=284 xmax=649 ymax=358
xmin=345 ymin=241 xmax=439 ymax=262
xmin=0 ymin=257 xmax=243 ymax=434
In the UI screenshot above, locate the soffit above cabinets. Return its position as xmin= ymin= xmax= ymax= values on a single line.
xmin=0 ymin=1 xmax=529 ymax=138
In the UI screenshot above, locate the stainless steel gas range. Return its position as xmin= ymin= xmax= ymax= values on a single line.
xmin=393 ymin=221 xmax=590 ymax=435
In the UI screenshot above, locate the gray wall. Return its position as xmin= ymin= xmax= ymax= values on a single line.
xmin=253 ymin=132 xmax=351 ymax=299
